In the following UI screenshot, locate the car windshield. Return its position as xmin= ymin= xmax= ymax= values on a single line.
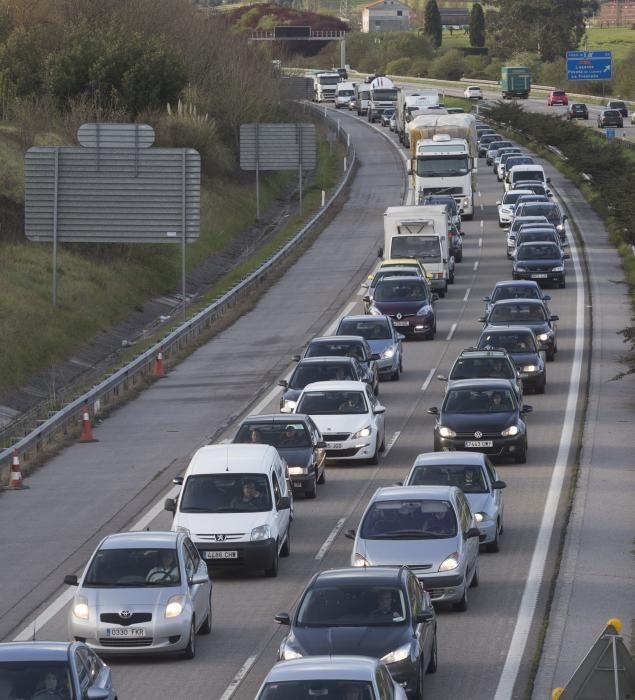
xmin=259 ymin=680 xmax=375 ymax=699
xmin=512 ymin=170 xmax=544 ymax=183
xmin=609 ymin=101 xmax=625 ymax=108
xmin=0 ymin=662 xmax=76 ymax=700
xmin=503 ymin=192 xmax=529 ymax=205
xmin=416 ymin=155 xmax=469 ymax=177
xmin=372 ymin=89 xmax=398 ymax=100
xmin=450 ymin=356 xmax=515 ymax=380
xmin=179 ymin=473 xmax=272 ymax=514
xmin=84 ymin=547 xmax=181 ymax=587
xmin=423 ymin=197 xmax=457 ymax=214
xmin=297 ymin=390 xmax=367 ymax=415
xmin=235 ymin=421 xmax=311 ymax=448
xmin=444 ymin=388 xmax=516 ymax=413
xmin=488 ymin=141 xmax=512 ymax=152
xmin=374 ymin=280 xmax=429 ymax=302
xmin=288 ymin=363 xmax=356 ymax=389
xmin=339 ymin=319 xmax=391 ymax=340
xmin=390 ymin=236 xmax=441 ymax=261
xmin=490 ymin=303 xmax=547 ymax=323
xmin=506 ymin=157 xmax=534 ymax=169
xmin=360 ymin=499 xmax=457 ymax=539
xmin=306 ymin=341 xmax=366 ymax=362
xmin=337 ymin=89 xmax=354 ymax=97
xmin=479 ymin=333 xmax=536 ymax=353
xmin=553 ymin=91 xmax=566 ymax=96
xmin=409 ymin=464 xmax=488 ymax=493
xmin=517 ymin=244 xmax=560 ymax=260
xmin=492 ymin=285 xmax=541 ymax=302
xmin=297 ymin=585 xmax=407 ymax=626
xmin=511 ymin=217 xmax=548 ymax=233
xmin=371 ymin=269 xmax=420 ymax=288
xmin=517 ymin=204 xmax=560 ymax=221
xmin=518 ymin=231 xmax=557 ymax=246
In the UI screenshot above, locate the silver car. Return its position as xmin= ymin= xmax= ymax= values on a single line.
xmin=404 ymin=452 xmax=506 ymax=552
xmin=348 ymin=486 xmax=480 ymax=611
xmin=65 ymin=531 xmax=212 ymax=658
xmin=256 ymin=656 xmax=408 ymax=700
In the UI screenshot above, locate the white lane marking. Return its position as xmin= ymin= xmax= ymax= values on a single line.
xmin=420 ymin=369 xmax=436 ymax=393
xmin=446 ymin=323 xmax=457 ymax=341
xmin=251 ymin=382 xmax=285 ymax=416
xmin=473 ymin=261 xmax=479 ymax=271
xmin=357 ymin=286 xmax=366 ymax=296
xmin=383 ymin=430 xmax=401 ymax=456
xmin=493 ymin=203 xmax=585 ymax=699
xmin=315 ymin=517 xmax=347 ymax=560
xmin=219 ymin=655 xmax=258 ymax=700
xmin=478 ymin=237 xmax=483 ymax=248
xmin=480 ymin=219 xmax=484 ymax=230
xmin=463 ymin=287 xmax=471 ymax=302
xmin=13 ymin=484 xmax=181 ymax=641
xmin=324 ymin=300 xmax=357 ymax=337
xmin=480 ymin=202 xmax=484 ymax=212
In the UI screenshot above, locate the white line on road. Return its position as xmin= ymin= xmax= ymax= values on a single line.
xmin=315 ymin=517 xmax=347 ymax=560
xmin=357 ymin=286 xmax=365 ymax=296
xmin=384 ymin=430 xmax=401 ymax=456
xmin=478 ymin=238 xmax=483 ymax=248
xmin=480 ymin=219 xmax=484 ymax=230
xmin=463 ymin=287 xmax=471 ymax=302
xmin=219 ymin=655 xmax=258 ymax=700
xmin=473 ymin=261 xmax=479 ymax=271
xmin=493 ymin=202 xmax=586 ymax=699
xmin=446 ymin=323 xmax=457 ymax=341
xmin=420 ymin=369 xmax=436 ymax=393
xmin=480 ymin=202 xmax=484 ymax=212
xmin=324 ymin=300 xmax=357 ymax=337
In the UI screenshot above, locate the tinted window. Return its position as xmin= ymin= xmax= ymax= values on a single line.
xmin=450 ymin=356 xmax=514 ymax=380
xmin=517 ymin=243 xmax=561 ymax=260
xmin=306 ymin=340 xmax=366 ymax=362
xmin=297 ymin=585 xmax=406 ymax=626
xmin=444 ymin=388 xmax=516 ymax=413
xmin=84 ymin=547 xmax=181 ymax=586
xmin=512 ymin=169 xmax=544 ymax=182
xmin=409 ymin=464 xmax=488 ymax=493
xmin=374 ymin=280 xmax=430 ymax=302
xmin=235 ymin=421 xmax=311 ymax=448
xmin=371 ymin=269 xmax=421 ymax=288
xmin=489 ymin=303 xmax=547 ymax=323
xmin=0 ymin=662 xmax=76 ymax=700
xmin=180 ymin=474 xmax=272 ymax=514
xmin=339 ymin=319 xmax=391 ymax=340
xmin=491 ymin=285 xmax=541 ymax=302
xmin=297 ymin=391 xmax=368 ymax=415
xmin=479 ymin=332 xmax=536 ymax=353
xmin=288 ymin=362 xmax=356 ymax=389
xmin=259 ymin=681 xmax=375 ymax=699
xmin=360 ymin=499 xmax=457 ymax=539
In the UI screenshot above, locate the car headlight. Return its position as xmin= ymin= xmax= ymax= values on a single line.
xmin=536 ymin=333 xmax=550 ymax=342
xmin=514 ymin=266 xmax=526 ymax=271
xmin=165 ymin=594 xmax=185 ymax=619
xmin=551 ymin=265 xmax=564 ymax=272
xmin=251 ymin=524 xmax=271 ymax=542
xmin=523 ymin=365 xmax=538 ymax=372
xmin=281 ymin=639 xmax=304 ymax=660
xmin=557 ymin=224 xmax=564 ymax=232
xmin=439 ymin=552 xmax=460 ymax=571
xmin=381 ymin=643 xmax=411 ymax=664
xmin=502 ymin=425 xmax=520 ymax=437
xmin=417 ymin=304 xmax=432 ymax=316
xmin=438 ymin=425 xmax=456 ymax=438
xmin=176 ymin=526 xmax=191 ymax=537
xmin=282 ymin=399 xmax=297 ymax=412
xmin=369 ymin=306 xmax=382 ymax=316
xmin=351 ymin=426 xmax=372 ymax=439
xmin=73 ymin=596 xmax=89 ymax=620
xmin=474 ymin=512 xmax=488 ymax=523
xmin=352 ymin=552 xmax=368 ymax=567
xmin=462 ymin=198 xmax=469 ymax=207
xmin=381 ymin=348 xmax=395 ymax=359
xmin=288 ymin=465 xmax=308 ymax=475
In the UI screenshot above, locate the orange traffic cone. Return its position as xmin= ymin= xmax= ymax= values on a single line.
xmin=154 ymin=349 xmax=165 ymax=378
xmin=6 ymin=449 xmax=28 ymax=490
xmin=79 ymin=403 xmax=98 ymax=443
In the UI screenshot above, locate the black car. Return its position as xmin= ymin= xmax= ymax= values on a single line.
xmin=477 ymin=326 xmax=546 ymax=393
xmin=567 ymin=103 xmax=588 ymax=120
xmin=279 ymin=356 xmax=368 ymax=412
xmin=514 ymin=202 xmax=567 ymax=240
xmin=514 ymin=227 xmax=563 ymax=255
xmin=606 ymin=99 xmax=628 ymax=118
xmin=275 ymin=566 xmax=437 ymax=699
xmin=421 ymin=194 xmax=462 ymax=232
xmin=365 ymin=276 xmax=437 ymax=340
xmin=513 ymin=242 xmax=569 ymax=290
xmin=363 ymin=265 xmax=428 ymax=313
xmin=428 ymin=378 xmax=532 ymax=463
xmin=479 ymin=298 xmax=559 ymax=360
xmin=483 ymin=280 xmax=551 ymax=315
xmin=597 ymin=109 xmax=623 ymax=128
xmin=478 ymin=133 xmax=503 ymax=157
xmin=297 ymin=336 xmax=380 ymax=395
xmin=233 ymin=414 xmax=326 ymax=498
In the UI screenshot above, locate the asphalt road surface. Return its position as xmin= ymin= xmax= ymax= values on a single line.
xmin=3 ymin=106 xmax=593 ymax=700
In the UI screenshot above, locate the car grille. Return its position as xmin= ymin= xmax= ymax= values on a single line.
xmin=454 ymin=431 xmax=502 ymax=439
xmin=323 ymin=433 xmax=350 ymax=442
xmin=422 ymin=186 xmax=462 ymax=196
xmin=326 ymin=448 xmax=361 ymax=457
xmin=195 ymin=533 xmax=246 ymax=541
xmin=521 ymin=265 xmax=554 ymax=272
xmin=100 ymin=613 xmax=152 ymax=626
xmin=387 ymin=312 xmax=415 ymax=320
xmin=99 ymin=637 xmax=153 ymax=647
xmin=406 ymin=565 xmax=433 ymax=576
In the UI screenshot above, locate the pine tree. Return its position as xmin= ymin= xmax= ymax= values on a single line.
xmin=423 ymin=0 xmax=442 ymax=48
xmin=469 ymin=3 xmax=485 ymax=48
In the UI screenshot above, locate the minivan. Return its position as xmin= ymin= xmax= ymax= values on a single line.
xmin=165 ymin=444 xmax=292 ymax=578
xmin=506 ymin=164 xmax=550 ymax=192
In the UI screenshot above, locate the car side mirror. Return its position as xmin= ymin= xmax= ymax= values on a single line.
xmin=478 ymin=316 xmax=486 ymax=323
xmin=546 ymin=177 xmax=551 ymax=183
xmin=363 ymin=295 xmax=371 ymax=304
xmin=64 ymin=574 xmax=78 ymax=586
xmin=466 ymin=527 xmax=480 ymax=539
xmin=483 ymin=296 xmax=490 ymax=302
xmin=275 ymin=612 xmax=291 ymax=625
xmin=190 ymin=572 xmax=209 ymax=585
xmin=543 ymin=295 xmax=551 ymax=301
xmin=164 ymin=498 xmax=176 ymax=513
xmin=86 ymin=689 xmax=111 ymax=700
xmin=459 ymin=208 xmax=465 ymax=214
xmin=371 ymin=353 xmax=381 ymax=361
xmin=415 ymin=610 xmax=434 ymax=623
xmin=550 ymin=315 xmax=559 ymax=322
xmin=493 ymin=479 xmax=507 ymax=490
xmin=277 ymin=496 xmax=291 ymax=510
xmin=563 ymin=214 xmax=568 ymax=220
xmin=427 ymin=407 xmax=439 ymax=416
xmin=344 ymin=529 xmax=356 ymax=541
xmin=394 ymin=481 xmax=403 ymax=486
xmin=522 ymin=405 xmax=533 ymax=414
xmin=172 ymin=476 xmax=183 ymax=485
xmin=317 ymin=441 xmax=327 ymax=449
xmin=407 ymin=166 xmax=413 ymax=176
xmin=397 ymin=333 xmax=406 ymax=341
xmin=377 ymin=247 xmax=384 ymax=258
xmin=374 ymin=405 xmax=386 ymax=414
xmin=436 ymin=374 xmax=448 ymax=382
xmin=292 ymin=354 xmax=301 ymax=362
xmin=278 ymin=379 xmax=289 ymax=388
xmin=496 ymin=201 xmax=501 ymax=206
xmin=563 ymin=253 xmax=570 ymax=259
xmin=431 ymin=293 xmax=440 ymax=302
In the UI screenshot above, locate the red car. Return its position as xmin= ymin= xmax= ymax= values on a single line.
xmin=547 ymin=90 xmax=568 ymax=106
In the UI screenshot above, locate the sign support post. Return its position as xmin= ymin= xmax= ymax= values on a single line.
xmin=181 ymin=149 xmax=187 ymax=321
xmin=52 ymin=148 xmax=59 ymax=306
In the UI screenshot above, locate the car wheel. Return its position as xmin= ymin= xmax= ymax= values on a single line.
xmin=379 ymin=432 xmax=386 ymax=452
xmin=439 ymin=289 xmax=446 ymax=298
xmin=470 ymin=562 xmax=480 ymax=588
xmin=535 ymin=378 xmax=546 ymax=395
xmin=369 ymin=439 xmax=379 ymax=465
xmin=304 ymin=476 xmax=317 ymax=499
xmin=281 ymin=529 xmax=291 ymax=557
xmin=547 ymin=348 xmax=555 ymax=362
xmin=455 ymin=251 xmax=463 ymax=263
xmin=317 ymin=466 xmax=326 ymax=485
xmin=265 ymin=546 xmax=279 ymax=577
xmin=414 ymin=656 xmax=425 ymax=700
xmin=426 ymin=630 xmax=438 ymax=674
xmin=391 ymin=365 xmax=400 ymax=380
xmin=515 ymin=438 xmax=528 ymax=464
xmin=183 ymin=618 xmax=196 ymax=659
xmin=486 ymin=526 xmax=501 ymax=553
xmin=449 ymin=271 xmax=455 ymax=284
xmin=199 ymin=593 xmax=212 ymax=635
xmin=560 ymin=278 xmax=566 ymax=289
xmin=453 ymin=583 xmax=468 ymax=612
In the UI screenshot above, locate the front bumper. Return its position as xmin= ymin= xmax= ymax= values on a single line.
xmin=288 ymin=470 xmax=316 ymax=493
xmin=193 ymin=538 xmax=277 ymax=571
xmin=476 ymin=518 xmax=498 ymax=544
xmin=389 ymin=315 xmax=434 ymax=337
xmin=416 ymin=571 xmax=467 ymax=605
xmin=437 ymin=434 xmax=525 ymax=459
xmin=386 ymin=657 xmax=419 ymax=694
xmin=324 ymin=435 xmax=377 ymax=461
xmin=376 ymin=354 xmax=399 ymax=376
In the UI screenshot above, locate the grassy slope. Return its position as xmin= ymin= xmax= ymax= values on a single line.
xmin=584 ymin=26 xmax=635 ymax=61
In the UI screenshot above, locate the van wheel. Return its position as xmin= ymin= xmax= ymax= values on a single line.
xmin=199 ymin=593 xmax=212 ymax=635
xmin=317 ymin=467 xmax=326 ymax=485
xmin=470 ymin=562 xmax=479 ymax=588
xmin=183 ymin=618 xmax=196 ymax=659
xmin=281 ymin=529 xmax=291 ymax=557
xmin=265 ymin=547 xmax=279 ymax=577
xmin=305 ymin=477 xmax=317 ymax=499
xmin=453 ymin=585 xmax=468 ymax=612
xmin=427 ymin=631 xmax=438 ymax=674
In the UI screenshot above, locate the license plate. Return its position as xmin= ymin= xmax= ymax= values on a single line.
xmin=204 ymin=550 xmax=238 ymax=560
xmin=393 ymin=321 xmax=409 ymax=327
xmin=465 ymin=440 xmax=493 ymax=448
xmin=329 ymin=443 xmax=342 ymax=449
xmin=107 ymin=627 xmax=145 ymax=637
xmin=293 ymin=481 xmax=303 ymax=488
xmin=531 ymin=273 xmax=548 ymax=278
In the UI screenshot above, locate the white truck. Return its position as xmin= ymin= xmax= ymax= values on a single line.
xmin=367 ymin=76 xmax=399 ymax=123
xmin=396 ymin=89 xmax=441 ymax=146
xmin=335 ymin=81 xmax=356 ymax=109
xmin=313 ymin=72 xmax=340 ymax=102
xmin=354 ymin=83 xmax=371 ymax=116
xmin=381 ymin=205 xmax=454 ymax=297
xmin=408 ymin=114 xmax=478 ymax=220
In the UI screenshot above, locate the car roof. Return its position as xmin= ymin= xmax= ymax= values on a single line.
xmin=376 ymin=275 xmax=424 ymax=284
xmin=310 ymin=335 xmax=366 ymax=345
xmin=506 ymin=189 xmax=534 ymax=196
xmin=381 ymin=258 xmax=422 ymax=266
xmin=265 ymin=656 xmax=379 ymax=682
xmin=457 ymin=348 xmax=512 ymax=359
xmin=375 ymin=266 xmax=422 ymax=275
xmin=517 ymin=241 xmax=559 ymax=250
xmin=482 ymin=324 xmax=537 ymax=336
xmin=444 ymin=378 xmax=518 ymax=390
xmin=413 ymin=451 xmax=487 ymax=467
xmin=301 ymin=380 xmax=368 ymax=393
xmin=100 ymin=531 xmax=180 ymax=549
xmin=295 ymin=356 xmax=357 ymax=365
xmin=510 ymin=164 xmax=544 ymax=171
xmin=185 ymin=444 xmax=278 ymax=476
xmin=314 ymin=567 xmax=404 ymax=586
xmin=491 ymin=297 xmax=546 ymax=306
xmin=341 ymin=314 xmax=389 ymax=323
xmin=242 ymin=413 xmax=312 ymax=424
xmin=0 ymin=642 xmax=72 ymax=662
xmin=372 ymin=485 xmax=459 ymax=500
xmin=493 ymin=279 xmax=541 ymax=289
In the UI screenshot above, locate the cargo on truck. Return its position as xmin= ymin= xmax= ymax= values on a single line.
xmin=381 ymin=205 xmax=454 ymax=297
xmin=367 ymin=76 xmax=399 ymax=123
xmin=395 ymin=90 xmax=441 ymax=146
xmin=501 ymin=66 xmax=531 ymax=100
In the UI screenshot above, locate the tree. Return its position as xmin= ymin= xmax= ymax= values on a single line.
xmin=423 ymin=0 xmax=442 ymax=48
xmin=469 ymin=3 xmax=485 ymax=47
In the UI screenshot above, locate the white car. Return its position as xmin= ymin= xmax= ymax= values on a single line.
xmin=256 ymin=656 xmax=408 ymax=700
xmin=294 ymin=380 xmax=386 ymax=464
xmin=496 ymin=189 xmax=533 ymax=228
xmin=463 ymin=85 xmax=483 ymax=100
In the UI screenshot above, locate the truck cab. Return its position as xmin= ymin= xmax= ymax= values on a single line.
xmin=367 ymin=77 xmax=399 ymax=123
xmin=313 ymin=72 xmax=340 ymax=102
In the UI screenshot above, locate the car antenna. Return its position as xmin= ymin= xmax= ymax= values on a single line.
xmin=32 ymin=620 xmax=36 ymax=641
xmin=225 ymin=445 xmax=230 ymax=472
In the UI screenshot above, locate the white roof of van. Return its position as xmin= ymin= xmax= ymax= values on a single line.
xmin=509 ymin=164 xmax=544 ymax=172
xmin=185 ymin=444 xmax=277 ymax=476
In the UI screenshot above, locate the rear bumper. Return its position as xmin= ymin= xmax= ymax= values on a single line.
xmin=193 ymin=539 xmax=277 ymax=571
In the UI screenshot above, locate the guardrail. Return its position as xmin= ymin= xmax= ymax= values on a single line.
xmin=0 ymin=105 xmax=356 ymax=482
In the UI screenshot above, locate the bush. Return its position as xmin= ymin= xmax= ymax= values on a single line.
xmin=409 ymin=57 xmax=431 ymax=77
xmin=386 ymin=57 xmax=413 ymax=76
xmin=428 ymin=49 xmax=465 ymax=80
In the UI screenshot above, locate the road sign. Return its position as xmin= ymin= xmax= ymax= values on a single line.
xmin=566 ymin=50 xmax=612 ymax=80
xmin=240 ymin=123 xmax=316 ymax=171
xmin=605 ymin=127 xmax=616 ymax=139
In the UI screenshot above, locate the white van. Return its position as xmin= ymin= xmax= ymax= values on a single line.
xmin=335 ymin=81 xmax=356 ymax=109
xmin=165 ymin=444 xmax=292 ymax=578
xmin=506 ymin=164 xmax=551 ymax=193
xmin=355 ymin=84 xmax=371 ymax=116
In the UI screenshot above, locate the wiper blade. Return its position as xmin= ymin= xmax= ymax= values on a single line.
xmin=390 ymin=529 xmax=439 ymax=538
xmin=180 ymin=507 xmax=215 ymax=512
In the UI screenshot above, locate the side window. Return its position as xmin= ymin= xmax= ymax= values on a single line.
xmin=183 ymin=547 xmax=196 ymax=580
xmin=185 ymin=539 xmax=201 ymax=571
xmin=377 ymin=666 xmax=395 ymax=699
xmin=484 ymin=457 xmax=497 ymax=486
xmin=458 ymin=493 xmax=472 ymax=531
xmin=74 ymin=651 xmax=91 ymax=693
xmin=77 ymin=647 xmax=100 ymax=682
xmin=272 ymin=473 xmax=281 ymax=504
xmin=407 ymin=575 xmax=422 ymax=617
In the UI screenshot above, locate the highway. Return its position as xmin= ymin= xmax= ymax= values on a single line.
xmin=2 ymin=106 xmax=592 ymax=699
